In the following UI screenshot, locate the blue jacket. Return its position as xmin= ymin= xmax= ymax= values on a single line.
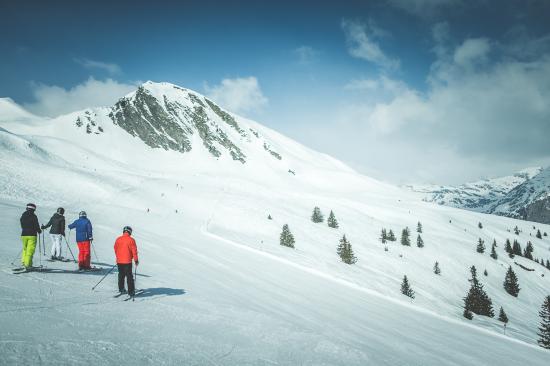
xmin=68 ymin=217 xmax=93 ymax=242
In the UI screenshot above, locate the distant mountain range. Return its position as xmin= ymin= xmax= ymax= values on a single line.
xmin=408 ymin=167 xmax=550 ymax=224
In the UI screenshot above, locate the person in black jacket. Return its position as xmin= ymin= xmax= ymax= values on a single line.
xmin=41 ymin=207 xmax=66 ymax=260
xmin=20 ymin=203 xmax=42 ymax=268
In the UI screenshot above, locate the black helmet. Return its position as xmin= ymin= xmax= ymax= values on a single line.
xmin=26 ymin=203 xmax=36 ymax=211
xmin=79 ymin=211 xmax=87 ymax=217
xmin=57 ymin=207 xmax=65 ymax=215
xmin=123 ymin=226 xmax=133 ymax=235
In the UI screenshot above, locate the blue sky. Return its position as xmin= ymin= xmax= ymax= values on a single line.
xmin=2 ymin=0 xmax=550 ymax=184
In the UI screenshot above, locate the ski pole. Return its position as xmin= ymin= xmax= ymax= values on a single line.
xmin=133 ymin=263 xmax=138 ymax=302
xmin=10 ymin=249 xmax=23 ymax=266
xmin=64 ymin=231 xmax=76 ymax=262
xmin=91 ymin=264 xmax=116 ymax=291
xmin=42 ymin=231 xmax=46 ymax=256
xmin=91 ymin=241 xmax=99 ymax=262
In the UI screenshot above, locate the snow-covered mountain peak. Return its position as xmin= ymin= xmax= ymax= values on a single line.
xmin=0 ymin=97 xmax=39 ymax=122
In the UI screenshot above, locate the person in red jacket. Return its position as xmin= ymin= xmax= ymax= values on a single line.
xmin=114 ymin=226 xmax=139 ymax=296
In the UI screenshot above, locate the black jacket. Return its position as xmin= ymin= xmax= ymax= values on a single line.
xmin=20 ymin=209 xmax=42 ymax=236
xmin=43 ymin=213 xmax=65 ymax=236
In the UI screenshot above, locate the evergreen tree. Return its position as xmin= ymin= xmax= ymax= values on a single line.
xmin=400 ymin=275 xmax=415 ymax=298
xmin=503 ymin=266 xmax=520 ymax=297
xmin=505 ymin=239 xmax=514 ymax=258
xmin=512 ymin=240 xmax=522 ymax=256
xmin=416 ymin=222 xmax=423 ymax=233
xmin=311 ymin=206 xmax=324 ymax=223
xmin=478 ymin=222 xmax=483 ymax=229
xmin=327 ymin=210 xmax=339 ymax=228
xmin=514 ymin=226 xmax=520 ymax=235
xmin=380 ymin=228 xmax=387 ymax=244
xmin=416 ymin=234 xmax=424 ymax=248
xmin=498 ymin=307 xmax=509 ymax=324
xmin=400 ymin=227 xmax=411 ymax=246
xmin=336 ymin=235 xmax=357 ymax=264
xmin=536 ymin=229 xmax=542 ymax=239
xmin=267 ymin=214 xmax=272 ymax=220
xmin=433 ymin=261 xmax=441 ymax=275
xmin=279 ymin=224 xmax=295 ymax=248
xmin=544 ymin=232 xmax=548 ymax=237
xmin=476 ymin=238 xmax=485 ymax=253
xmin=484 ymin=269 xmax=488 ymax=276
xmin=463 ymin=266 xmax=494 ymax=318
xmin=490 ymin=240 xmax=498 ymax=260
xmin=537 ymin=296 xmax=550 ymax=349
xmin=547 ymin=259 xmax=550 ymax=270
xmin=387 ymin=229 xmax=397 ymax=242
xmin=524 ymin=241 xmax=534 ymax=260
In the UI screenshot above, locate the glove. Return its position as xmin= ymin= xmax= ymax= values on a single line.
xmin=135 ymin=260 xmax=139 ymax=266
xmin=41 ymin=225 xmax=45 ymax=230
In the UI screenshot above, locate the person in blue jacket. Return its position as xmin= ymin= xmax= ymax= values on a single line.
xmin=68 ymin=211 xmax=93 ymax=270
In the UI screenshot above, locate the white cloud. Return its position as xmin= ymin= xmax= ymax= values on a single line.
xmin=341 ymin=19 xmax=400 ymax=70
xmin=293 ymin=46 xmax=319 ymax=65
xmin=453 ymin=38 xmax=491 ymax=67
xmin=204 ymin=77 xmax=268 ymax=115
xmin=24 ymin=77 xmax=137 ymax=117
xmin=74 ymin=58 xmax=121 ymax=75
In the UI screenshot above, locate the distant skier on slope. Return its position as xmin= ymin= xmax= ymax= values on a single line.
xmin=20 ymin=203 xmax=42 ymax=269
xmin=41 ymin=207 xmax=66 ymax=260
xmin=68 ymin=211 xmax=93 ymax=270
xmin=114 ymin=226 xmax=139 ymax=296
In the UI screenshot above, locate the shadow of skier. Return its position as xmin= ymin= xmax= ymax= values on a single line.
xmin=135 ymin=287 xmax=186 ymax=298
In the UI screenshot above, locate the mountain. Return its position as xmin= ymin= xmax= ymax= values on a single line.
xmin=1 ymin=82 xmax=550 ymax=365
xmin=489 ymin=167 xmax=550 ymax=223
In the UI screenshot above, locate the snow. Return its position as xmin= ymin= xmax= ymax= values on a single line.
xmin=1 ymin=84 xmax=550 ymax=365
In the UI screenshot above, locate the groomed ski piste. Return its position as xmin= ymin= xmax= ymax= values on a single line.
xmin=1 ymin=84 xmax=549 ymax=365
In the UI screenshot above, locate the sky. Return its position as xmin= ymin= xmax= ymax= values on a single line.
xmin=1 ymin=0 xmax=550 ymax=185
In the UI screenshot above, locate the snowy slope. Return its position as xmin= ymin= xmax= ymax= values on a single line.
xmin=1 ymin=82 xmax=550 ymax=365
xmin=409 ymin=167 xmax=543 ymax=212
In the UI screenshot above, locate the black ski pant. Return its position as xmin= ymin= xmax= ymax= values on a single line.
xmin=117 ymin=263 xmax=135 ymax=295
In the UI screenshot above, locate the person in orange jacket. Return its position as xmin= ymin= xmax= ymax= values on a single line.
xmin=114 ymin=226 xmax=139 ymax=296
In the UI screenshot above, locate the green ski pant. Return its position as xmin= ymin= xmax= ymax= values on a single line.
xmin=21 ymin=236 xmax=37 ymax=268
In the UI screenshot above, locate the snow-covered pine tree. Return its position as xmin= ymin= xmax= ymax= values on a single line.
xmin=327 ymin=210 xmax=339 ymax=228
xmin=380 ymin=228 xmax=387 ymax=244
xmin=536 ymin=229 xmax=542 ymax=239
xmin=512 ymin=240 xmax=522 ymax=256
xmin=537 ymin=296 xmax=550 ymax=349
xmin=400 ymin=275 xmax=415 ymax=298
xmin=490 ymin=240 xmax=498 ymax=260
xmin=388 ymin=229 xmax=397 ymax=241
xmin=400 ymin=227 xmax=411 ymax=246
xmin=514 ymin=226 xmax=520 ymax=235
xmin=498 ymin=307 xmax=509 ymax=324
xmin=417 ymin=221 xmax=423 ymax=233
xmin=267 ymin=214 xmax=272 ymax=220
xmin=484 ymin=269 xmax=488 ymax=276
xmin=546 ymin=259 xmax=550 ymax=270
xmin=463 ymin=265 xmax=494 ymax=318
xmin=433 ymin=261 xmax=441 ymax=275
xmin=280 ymin=224 xmax=295 ymax=248
xmin=503 ymin=265 xmax=520 ymax=297
xmin=544 ymin=232 xmax=548 ymax=237
xmin=416 ymin=234 xmax=424 ymax=248
xmin=524 ymin=241 xmax=534 ymax=260
xmin=478 ymin=222 xmax=483 ymax=229
xmin=505 ymin=239 xmax=514 ymax=258
xmin=336 ymin=235 xmax=357 ymax=264
xmin=311 ymin=206 xmax=324 ymax=223
xmin=476 ymin=238 xmax=485 ymax=253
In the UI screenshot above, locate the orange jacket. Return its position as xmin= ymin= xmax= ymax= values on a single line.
xmin=114 ymin=232 xmax=139 ymax=264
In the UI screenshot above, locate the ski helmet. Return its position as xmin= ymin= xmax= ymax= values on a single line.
xmin=57 ymin=207 xmax=65 ymax=215
xmin=123 ymin=226 xmax=133 ymax=235
xmin=26 ymin=203 xmax=36 ymax=211
xmin=79 ymin=211 xmax=87 ymax=217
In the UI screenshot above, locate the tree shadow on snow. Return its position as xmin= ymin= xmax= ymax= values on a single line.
xmin=136 ymin=287 xmax=186 ymax=298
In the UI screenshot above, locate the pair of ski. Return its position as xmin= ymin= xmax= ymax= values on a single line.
xmin=46 ymin=257 xmax=73 ymax=263
xmin=12 ymin=265 xmax=45 ymax=274
xmin=114 ymin=289 xmax=144 ymax=301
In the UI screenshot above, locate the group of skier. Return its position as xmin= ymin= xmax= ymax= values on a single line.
xmin=18 ymin=203 xmax=139 ymax=296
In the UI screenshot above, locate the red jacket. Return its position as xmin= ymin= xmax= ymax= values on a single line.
xmin=114 ymin=232 xmax=139 ymax=264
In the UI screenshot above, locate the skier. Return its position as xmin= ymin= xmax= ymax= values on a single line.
xmin=114 ymin=226 xmax=139 ymax=296
xmin=20 ymin=203 xmax=42 ymax=269
xmin=68 ymin=211 xmax=93 ymax=270
xmin=41 ymin=207 xmax=66 ymax=260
